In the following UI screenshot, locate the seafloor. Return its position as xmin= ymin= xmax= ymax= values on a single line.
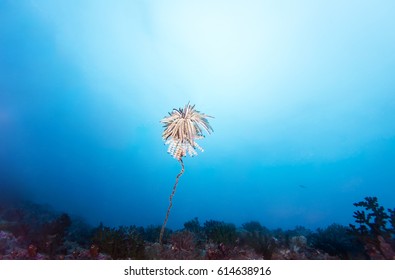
xmin=0 ymin=193 xmax=394 ymax=260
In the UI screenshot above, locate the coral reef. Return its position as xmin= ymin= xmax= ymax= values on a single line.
xmin=1 ymin=195 xmax=394 ymax=260
xmin=310 ymin=223 xmax=363 ymax=259
xmin=239 ymin=221 xmax=276 ymax=259
xmin=92 ymin=224 xmax=145 ymax=260
xmin=183 ymin=217 xmax=205 ymax=246
xmin=290 ymin=235 xmax=307 ymax=253
xmin=184 ymin=217 xmax=202 ymax=235
xmin=34 ymin=213 xmax=72 ymax=258
xmin=203 ymin=220 xmax=237 ymax=245
xmin=144 ymin=225 xmax=172 ymax=244
xmin=146 ymin=231 xmax=203 ymax=260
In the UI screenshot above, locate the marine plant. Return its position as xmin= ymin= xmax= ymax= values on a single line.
xmin=18 ymin=212 xmax=72 ymax=258
xmin=348 ymin=197 xmax=394 ymax=239
xmin=92 ymin=223 xmax=145 ymax=259
xmin=184 ymin=217 xmax=202 ymax=234
xmin=310 ymin=223 xmax=361 ymax=259
xmin=143 ymin=225 xmax=172 ymax=244
xmin=203 ymin=220 xmax=237 ymax=245
xmin=271 ymin=226 xmax=312 ymax=249
xmin=159 ymin=103 xmax=213 ymax=244
xmin=389 ymin=209 xmax=395 ymax=230
xmin=240 ymin=221 xmax=276 ymax=259
xmin=348 ymin=196 xmax=395 ymax=259
xmin=184 ymin=217 xmax=205 ymax=244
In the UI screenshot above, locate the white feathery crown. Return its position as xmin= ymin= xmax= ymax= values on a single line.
xmin=161 ymin=103 xmax=213 ymax=160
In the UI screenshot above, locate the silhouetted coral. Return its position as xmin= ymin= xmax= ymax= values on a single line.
xmin=239 ymin=221 xmax=276 ymax=259
xmin=92 ymin=223 xmax=145 ymax=259
xmin=36 ymin=213 xmax=72 ymax=258
xmin=348 ymin=196 xmax=395 ymax=259
xmin=183 ymin=217 xmax=205 ymax=245
xmin=184 ymin=217 xmax=201 ymax=233
xmin=67 ymin=217 xmax=94 ymax=247
xmin=143 ymin=225 xmax=172 ymax=244
xmin=203 ymin=220 xmax=237 ymax=245
xmin=310 ymin=223 xmax=363 ymax=259
xmin=3 ymin=194 xmax=395 ymax=260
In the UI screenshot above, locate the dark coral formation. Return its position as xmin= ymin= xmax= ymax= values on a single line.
xmin=203 ymin=220 xmax=237 ymax=245
xmin=239 ymin=221 xmax=276 ymax=259
xmin=310 ymin=223 xmax=363 ymax=259
xmin=1 ymin=195 xmax=394 ymax=259
xmin=92 ymin=224 xmax=145 ymax=260
xmin=348 ymin=196 xmax=395 ymax=259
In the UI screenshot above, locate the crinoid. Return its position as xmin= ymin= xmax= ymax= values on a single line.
xmin=161 ymin=103 xmax=213 ymax=160
xmin=159 ymin=103 xmax=213 ymax=244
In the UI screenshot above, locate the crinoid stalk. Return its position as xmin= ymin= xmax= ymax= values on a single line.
xmin=159 ymin=103 xmax=213 ymax=244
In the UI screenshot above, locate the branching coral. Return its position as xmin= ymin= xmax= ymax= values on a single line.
xmin=240 ymin=221 xmax=276 ymax=259
xmin=159 ymin=103 xmax=213 ymax=244
xmin=348 ymin=196 xmax=395 ymax=259
xmin=92 ymin=224 xmax=145 ymax=259
xmin=349 ymin=197 xmax=393 ymax=239
xmin=203 ymin=220 xmax=237 ymax=245
xmin=310 ymin=223 xmax=361 ymax=259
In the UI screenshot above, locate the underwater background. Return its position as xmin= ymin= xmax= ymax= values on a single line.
xmin=1 ymin=0 xmax=395 ymax=245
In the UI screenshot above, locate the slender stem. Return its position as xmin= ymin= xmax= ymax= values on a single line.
xmin=159 ymin=159 xmax=184 ymax=245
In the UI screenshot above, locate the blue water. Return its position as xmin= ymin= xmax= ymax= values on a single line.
xmin=1 ymin=0 xmax=395 ymax=231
